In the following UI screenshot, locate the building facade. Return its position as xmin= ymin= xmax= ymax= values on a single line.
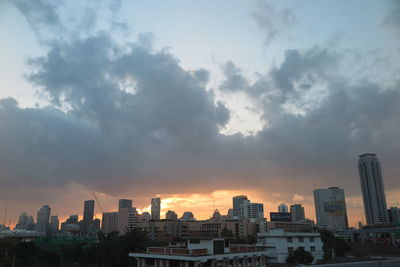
xmin=36 ymin=205 xmax=51 ymax=235
xmin=388 ymin=207 xmax=400 ymax=224
xmin=290 ymin=204 xmax=305 ymax=223
xmin=240 ymin=200 xmax=264 ymax=220
xmin=102 ymin=212 xmax=118 ymax=233
xmin=358 ymin=153 xmax=389 ymax=224
xmin=278 ymin=204 xmax=288 ymax=213
xmin=130 ymin=239 xmax=269 ymax=267
xmin=232 ymin=196 xmax=248 ymax=218
xmin=83 ymin=200 xmax=95 ymax=223
xmin=313 ymin=187 xmax=348 ymax=231
xmin=119 ymin=199 xmax=133 ymax=211
xmin=50 ymin=215 xmax=59 ymax=233
xmin=257 ymin=229 xmax=323 ymax=264
xmin=151 ymin=198 xmax=161 ymax=221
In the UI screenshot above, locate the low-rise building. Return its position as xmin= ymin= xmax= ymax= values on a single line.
xmin=257 ymin=229 xmax=323 ymax=264
xmin=130 ymin=238 xmax=269 ymax=267
xmin=267 ymin=221 xmax=313 ymax=233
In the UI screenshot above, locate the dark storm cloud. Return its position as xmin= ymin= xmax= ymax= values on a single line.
xmin=1 ymin=0 xmax=400 ymax=205
xmin=250 ymin=0 xmax=296 ymax=45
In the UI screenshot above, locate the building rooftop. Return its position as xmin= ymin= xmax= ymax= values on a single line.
xmin=359 ymin=153 xmax=377 ymax=158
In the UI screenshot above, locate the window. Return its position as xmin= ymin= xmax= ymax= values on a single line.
xmin=288 ymin=247 xmax=293 ymax=253
xmin=310 ymin=237 xmax=315 ymax=242
xmin=287 ymin=237 xmax=293 ymax=243
xmin=311 ymin=246 xmax=316 ymax=252
xmin=299 ymin=237 xmax=304 ymax=242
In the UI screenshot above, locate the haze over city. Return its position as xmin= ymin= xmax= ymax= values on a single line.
xmin=1 ymin=0 xmax=400 ymax=229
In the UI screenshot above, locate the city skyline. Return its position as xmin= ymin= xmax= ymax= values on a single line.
xmin=1 ymin=0 xmax=400 ymax=230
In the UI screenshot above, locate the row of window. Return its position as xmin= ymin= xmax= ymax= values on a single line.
xmin=287 ymin=236 xmax=315 ymax=243
xmin=288 ymin=246 xmax=316 ymax=253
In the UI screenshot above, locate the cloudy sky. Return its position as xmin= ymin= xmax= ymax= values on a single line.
xmin=0 ymin=0 xmax=399 ymax=227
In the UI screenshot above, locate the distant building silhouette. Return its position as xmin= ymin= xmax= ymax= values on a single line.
xmin=36 ymin=205 xmax=51 ymax=235
xmin=358 ymin=153 xmax=389 ymax=224
xmin=232 ymin=195 xmax=248 ymax=218
xmin=166 ymin=210 xmax=178 ymax=220
xmin=151 ymin=198 xmax=161 ymax=220
xmin=83 ymin=200 xmax=95 ymax=223
xmin=118 ymin=199 xmax=133 ymax=211
xmin=182 ymin=211 xmax=195 ymax=221
xmin=50 ymin=215 xmax=59 ymax=233
xmin=278 ymin=204 xmax=288 ymax=213
xmin=290 ymin=204 xmax=305 ymax=223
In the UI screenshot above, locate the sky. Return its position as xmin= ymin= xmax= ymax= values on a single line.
xmin=0 ymin=0 xmax=399 ymax=228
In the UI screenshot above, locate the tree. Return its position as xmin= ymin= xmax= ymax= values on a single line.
xmin=286 ymin=247 xmax=314 ymax=265
xmin=334 ymin=238 xmax=352 ymax=257
xmin=320 ymin=229 xmax=352 ymax=260
xmin=220 ymin=228 xmax=235 ymax=240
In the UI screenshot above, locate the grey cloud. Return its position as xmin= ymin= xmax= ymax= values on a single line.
xmin=250 ymin=0 xmax=296 ymax=45
xmin=267 ymin=47 xmax=339 ymax=103
xmin=2 ymin=0 xmax=400 ymax=219
xmin=382 ymin=0 xmax=400 ymax=37
xmin=13 ymin=0 xmax=65 ymax=41
xmin=219 ymin=61 xmax=248 ymax=92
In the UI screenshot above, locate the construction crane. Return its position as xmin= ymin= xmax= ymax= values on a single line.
xmin=92 ymin=192 xmax=104 ymax=216
xmin=3 ymin=207 xmax=7 ymax=226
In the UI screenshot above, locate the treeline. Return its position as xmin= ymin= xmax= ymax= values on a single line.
xmin=0 ymin=229 xmax=165 ymax=267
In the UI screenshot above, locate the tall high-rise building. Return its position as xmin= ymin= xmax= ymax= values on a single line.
xmin=151 ymin=198 xmax=161 ymax=221
xmin=83 ymin=200 xmax=95 ymax=223
xmin=278 ymin=204 xmax=288 ymax=213
xmin=102 ymin=212 xmax=118 ymax=233
xmin=240 ymin=200 xmax=264 ymax=220
xmin=314 ymin=187 xmax=348 ymax=230
xmin=233 ymin=195 xmax=248 ymax=218
xmin=36 ymin=205 xmax=51 ymax=235
xmin=50 ymin=215 xmax=59 ymax=232
xmin=119 ymin=199 xmax=133 ymax=211
xmin=290 ymin=204 xmax=305 ymax=223
xmin=15 ymin=212 xmax=29 ymax=230
xmin=358 ymin=153 xmax=389 ymax=224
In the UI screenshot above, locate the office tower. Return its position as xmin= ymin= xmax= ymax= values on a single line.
xmin=119 ymin=199 xmax=133 ymax=211
xmin=36 ymin=205 xmax=51 ymax=234
xmin=15 ymin=212 xmax=29 ymax=230
xmin=240 ymin=200 xmax=264 ymax=220
xmin=117 ymin=204 xmax=137 ymax=233
xmin=313 ymin=187 xmax=348 ymax=230
xmin=278 ymin=204 xmax=288 ymax=213
xmin=93 ymin=218 xmax=101 ymax=230
xmin=182 ymin=211 xmax=195 ymax=221
xmin=151 ymin=198 xmax=161 ymax=220
xmin=388 ymin=207 xmax=400 ymax=224
xmin=102 ymin=212 xmax=118 ymax=233
xmin=50 ymin=215 xmax=59 ymax=232
xmin=83 ymin=200 xmax=95 ymax=223
xmin=358 ymin=153 xmax=389 ymax=224
xmin=290 ymin=204 xmax=305 ymax=223
xmin=166 ymin=210 xmax=178 ymax=220
xmin=128 ymin=212 xmax=139 ymax=231
xmin=26 ymin=216 xmax=36 ymax=231
xmin=233 ymin=195 xmax=248 ymax=218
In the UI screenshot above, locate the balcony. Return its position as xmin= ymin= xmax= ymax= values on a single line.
xmin=147 ymin=247 xmax=208 ymax=256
